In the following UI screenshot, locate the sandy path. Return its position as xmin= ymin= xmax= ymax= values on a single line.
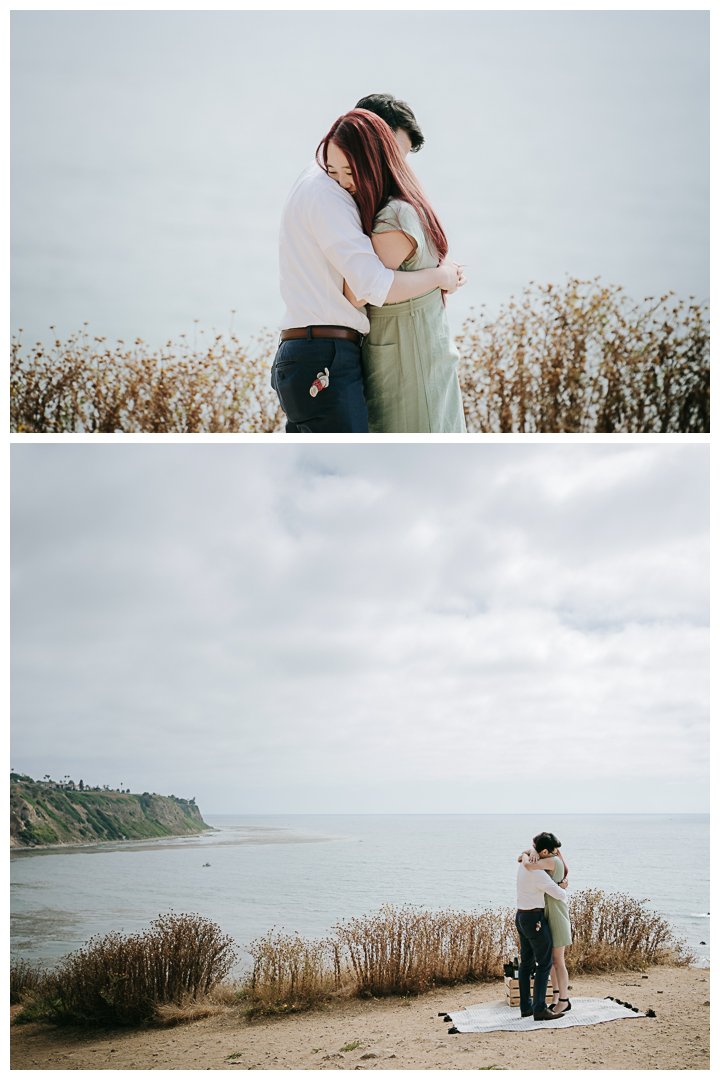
xmin=10 ymin=966 xmax=709 ymax=1071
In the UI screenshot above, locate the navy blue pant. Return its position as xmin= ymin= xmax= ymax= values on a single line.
xmin=271 ymin=337 xmax=369 ymax=433
xmin=515 ymin=909 xmax=553 ymax=1014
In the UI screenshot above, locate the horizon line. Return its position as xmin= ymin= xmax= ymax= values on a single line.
xmin=201 ymin=810 xmax=709 ymax=816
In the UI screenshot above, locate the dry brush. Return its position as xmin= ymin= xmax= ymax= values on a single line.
xmin=10 ymin=279 xmax=708 ymax=434
xmin=12 ymin=892 xmax=694 ymax=1026
xmin=13 ymin=912 xmax=237 ymax=1026
xmin=239 ymin=892 xmax=693 ymax=1016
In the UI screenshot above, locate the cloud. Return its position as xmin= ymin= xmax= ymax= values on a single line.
xmin=11 ymin=444 xmax=709 ymax=811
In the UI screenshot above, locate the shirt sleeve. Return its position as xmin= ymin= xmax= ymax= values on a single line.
xmin=305 ymin=177 xmax=394 ymax=307
xmin=540 ymin=878 xmax=568 ymax=902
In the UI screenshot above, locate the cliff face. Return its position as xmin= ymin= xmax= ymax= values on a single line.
xmin=10 ymin=784 xmax=211 ymax=848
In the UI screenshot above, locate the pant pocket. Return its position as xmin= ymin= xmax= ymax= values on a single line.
xmin=363 ymin=342 xmax=399 ymax=365
xmin=274 ymin=345 xmax=338 ymax=422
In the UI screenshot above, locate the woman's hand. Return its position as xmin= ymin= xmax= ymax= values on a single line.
xmin=437 ymin=254 xmax=466 ymax=294
xmin=559 ymin=878 xmax=568 ymax=890
xmin=522 ymin=851 xmax=557 ymax=871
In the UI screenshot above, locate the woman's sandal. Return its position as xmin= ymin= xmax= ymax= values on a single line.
xmin=553 ymin=998 xmax=571 ymax=1015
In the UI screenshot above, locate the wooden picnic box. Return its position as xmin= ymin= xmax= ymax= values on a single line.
xmin=504 ymin=974 xmax=551 ymax=1008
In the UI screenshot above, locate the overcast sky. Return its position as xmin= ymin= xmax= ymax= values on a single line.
xmin=11 ymin=444 xmax=709 ymax=814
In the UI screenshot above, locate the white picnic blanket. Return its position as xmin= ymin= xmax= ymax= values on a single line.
xmin=446 ymin=997 xmax=647 ymax=1034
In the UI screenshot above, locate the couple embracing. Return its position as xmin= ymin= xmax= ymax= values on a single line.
xmin=515 ymin=830 xmax=573 ymax=1021
xmin=271 ymin=93 xmax=466 ymax=433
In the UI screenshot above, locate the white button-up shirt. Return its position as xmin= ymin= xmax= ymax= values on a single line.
xmin=516 ymin=863 xmax=569 ymax=910
xmin=278 ymin=162 xmax=395 ymax=335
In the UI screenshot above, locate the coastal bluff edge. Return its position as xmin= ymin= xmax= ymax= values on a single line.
xmin=10 ymin=778 xmax=210 ymax=848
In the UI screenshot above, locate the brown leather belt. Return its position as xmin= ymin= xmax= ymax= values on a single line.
xmin=280 ymin=325 xmax=364 ymax=346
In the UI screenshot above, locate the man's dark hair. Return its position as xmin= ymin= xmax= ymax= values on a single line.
xmin=355 ymin=93 xmax=424 ymax=152
xmin=533 ymin=831 xmax=561 ymax=853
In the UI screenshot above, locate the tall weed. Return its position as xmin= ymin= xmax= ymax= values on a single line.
xmin=10 ymin=957 xmax=48 ymax=1005
xmin=566 ymin=889 xmax=694 ymax=973
xmin=333 ymin=904 xmax=516 ymax=997
xmin=240 ymin=930 xmax=336 ymax=1017
xmin=18 ymin=912 xmax=237 ymax=1026
xmin=240 ymin=893 xmax=693 ymax=1014
xmin=11 ymin=327 xmax=282 ymax=433
xmin=11 ymin=280 xmax=708 ymax=434
xmin=457 ymin=279 xmax=708 ymax=432
xmin=12 ymin=894 xmax=694 ymax=1027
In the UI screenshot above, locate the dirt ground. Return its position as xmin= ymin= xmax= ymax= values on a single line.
xmin=10 ymin=966 xmax=710 ymax=1071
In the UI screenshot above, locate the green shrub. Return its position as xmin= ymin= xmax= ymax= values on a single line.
xmin=34 ymin=800 xmax=73 ymax=839
xmin=19 ymin=821 xmax=59 ymax=846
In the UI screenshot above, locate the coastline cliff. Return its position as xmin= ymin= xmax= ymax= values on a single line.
xmin=10 ymin=779 xmax=211 ymax=848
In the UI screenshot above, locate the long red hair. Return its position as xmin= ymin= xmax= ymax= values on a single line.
xmin=317 ymin=109 xmax=448 ymax=263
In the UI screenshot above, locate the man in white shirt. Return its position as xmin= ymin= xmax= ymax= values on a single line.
xmin=272 ymin=127 xmax=462 ymax=432
xmin=515 ymin=830 xmax=569 ymax=1020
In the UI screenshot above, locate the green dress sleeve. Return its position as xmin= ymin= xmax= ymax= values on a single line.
xmin=372 ymin=199 xmax=436 ymax=270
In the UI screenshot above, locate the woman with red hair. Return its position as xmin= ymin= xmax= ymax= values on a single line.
xmin=319 ymin=110 xmax=466 ymax=433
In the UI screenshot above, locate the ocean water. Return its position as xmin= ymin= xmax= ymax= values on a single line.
xmin=11 ymin=11 xmax=708 ymax=351
xmin=10 ymin=814 xmax=709 ymax=970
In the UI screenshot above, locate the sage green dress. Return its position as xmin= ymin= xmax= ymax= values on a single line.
xmin=544 ymin=856 xmax=572 ymax=948
xmin=362 ymin=198 xmax=466 ymax=434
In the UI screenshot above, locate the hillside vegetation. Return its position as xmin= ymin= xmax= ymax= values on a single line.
xmin=10 ymin=781 xmax=210 ymax=848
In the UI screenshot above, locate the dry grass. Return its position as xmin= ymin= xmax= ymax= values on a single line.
xmin=239 ymin=892 xmax=693 ymax=1017
xmin=152 ymin=969 xmax=244 ymax=1025
xmin=15 ymin=912 xmax=237 ymax=1026
xmin=10 ymin=326 xmax=283 ymax=433
xmin=457 ymin=279 xmax=709 ymax=433
xmin=332 ymin=904 xmax=517 ymax=998
xmin=10 ymin=279 xmax=708 ymax=434
xmin=239 ymin=930 xmax=339 ymax=1018
xmin=566 ymin=889 xmax=695 ymax=973
xmin=12 ymin=894 xmax=695 ymax=1027
xmin=10 ymin=957 xmax=48 ymax=1005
